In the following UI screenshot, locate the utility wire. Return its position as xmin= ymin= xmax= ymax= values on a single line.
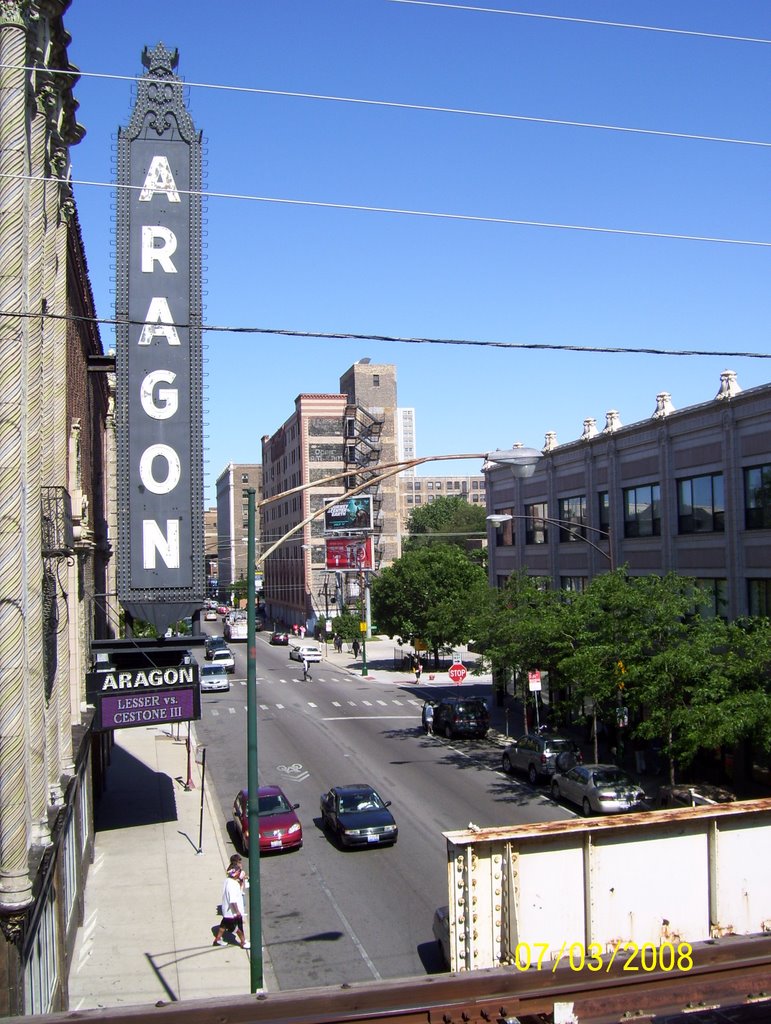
xmin=1 ymin=62 xmax=767 ymax=149
xmin=383 ymin=1 xmax=771 ymax=45
xmin=2 ymin=172 xmax=768 ymax=249
xmin=3 ymin=308 xmax=769 ymax=360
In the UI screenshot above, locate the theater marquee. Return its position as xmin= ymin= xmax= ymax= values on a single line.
xmin=115 ymin=43 xmax=204 ymax=633
xmin=86 ymin=662 xmax=201 ymax=732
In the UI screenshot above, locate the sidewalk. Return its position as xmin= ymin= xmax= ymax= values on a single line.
xmin=68 ymin=723 xmax=269 ymax=1010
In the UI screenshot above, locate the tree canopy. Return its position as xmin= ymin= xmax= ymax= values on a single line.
xmin=371 ymin=544 xmax=487 ymax=662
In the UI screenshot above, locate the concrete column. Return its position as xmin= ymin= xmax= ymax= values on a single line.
xmin=0 ymin=0 xmax=33 ymax=909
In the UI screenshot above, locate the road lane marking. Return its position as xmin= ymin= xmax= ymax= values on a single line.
xmin=309 ymin=863 xmax=381 ymax=980
xmin=307 ymin=702 xmax=317 ymax=708
xmin=362 ymin=700 xmax=372 ymax=706
xmin=376 ymin=700 xmax=387 ymax=706
xmin=331 ymin=701 xmax=342 ymax=707
xmin=322 ymin=715 xmax=418 ymax=721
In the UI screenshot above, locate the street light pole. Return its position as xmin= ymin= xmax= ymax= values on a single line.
xmin=245 ymin=488 xmax=263 ymax=991
xmin=487 ymin=513 xmax=614 ymax=569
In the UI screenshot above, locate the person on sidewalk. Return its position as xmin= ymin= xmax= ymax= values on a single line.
xmin=213 ymin=860 xmax=250 ymax=949
xmin=352 ymin=638 xmax=360 ymax=659
xmin=302 ymin=656 xmax=312 ymax=681
xmin=414 ymin=656 xmax=422 ymax=684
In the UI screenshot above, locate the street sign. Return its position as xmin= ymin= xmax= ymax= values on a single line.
xmin=448 ymin=663 xmax=467 ymax=685
xmin=528 ymin=669 xmax=542 ymax=691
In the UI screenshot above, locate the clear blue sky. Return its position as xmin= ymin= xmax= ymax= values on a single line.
xmin=64 ymin=1 xmax=770 ymax=505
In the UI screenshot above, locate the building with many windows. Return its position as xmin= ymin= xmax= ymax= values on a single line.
xmin=399 ymin=474 xmax=487 ymax=529
xmin=485 ymin=373 xmax=770 ymax=620
xmin=215 ymin=464 xmax=263 ymax=594
xmin=261 ymin=362 xmax=401 ymax=628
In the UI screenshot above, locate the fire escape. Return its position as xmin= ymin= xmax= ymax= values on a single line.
xmin=343 ymin=404 xmax=385 ymax=566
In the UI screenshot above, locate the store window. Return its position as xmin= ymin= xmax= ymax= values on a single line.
xmin=694 ymin=578 xmax=728 ymax=618
xmin=598 ymin=491 xmax=610 ymax=533
xmin=525 ymin=502 xmax=548 ymax=544
xmin=493 ymin=508 xmax=514 ymax=546
xmin=623 ymin=484 xmax=660 ymax=538
xmin=745 ymin=464 xmax=771 ymax=529
xmin=678 ymin=473 xmax=724 ymax=533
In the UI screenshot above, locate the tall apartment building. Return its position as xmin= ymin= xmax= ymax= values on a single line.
xmin=397 ymin=407 xmax=416 ymax=476
xmin=261 ymin=362 xmax=401 ymax=628
xmin=399 ymin=474 xmax=487 ymax=529
xmin=203 ymin=506 xmax=218 ymax=585
xmin=0 ymin=6 xmax=113 ymax=1012
xmin=485 ymin=372 xmax=770 ymax=621
xmin=216 ymin=464 xmax=263 ymax=593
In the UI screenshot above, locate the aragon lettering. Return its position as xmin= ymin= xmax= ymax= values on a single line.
xmin=100 ymin=666 xmax=193 ymax=691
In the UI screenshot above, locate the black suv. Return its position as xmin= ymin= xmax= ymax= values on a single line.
xmin=502 ymin=733 xmax=582 ymax=784
xmin=433 ymin=697 xmax=489 ymax=740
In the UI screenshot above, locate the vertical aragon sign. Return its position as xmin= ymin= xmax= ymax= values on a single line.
xmin=115 ymin=44 xmax=204 ymax=632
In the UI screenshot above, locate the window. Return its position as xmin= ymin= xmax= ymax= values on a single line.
xmin=623 ymin=484 xmax=660 ymax=537
xmin=415 ymin=496 xmax=422 ymax=504
xmin=427 ymin=481 xmax=433 ymax=490
xmin=436 ymin=481 xmax=442 ymax=489
xmin=373 ymin=374 xmax=380 ymax=387
xmin=241 ymin=473 xmax=249 ymax=483
xmin=748 ymin=579 xmax=771 ymax=617
xmin=472 ymin=481 xmax=479 ymax=490
xmin=561 ymin=576 xmax=587 ymax=593
xmin=525 ymin=503 xmax=548 ymax=544
xmin=598 ymin=491 xmax=609 ymax=533
xmin=678 ymin=473 xmax=724 ymax=533
xmin=745 ymin=464 xmax=771 ymax=529
xmin=557 ymin=495 xmax=587 ymax=542
xmin=406 ymin=496 xmax=413 ymax=504
xmin=414 ymin=481 xmax=421 ymax=490
xmin=494 ymin=508 xmax=514 ymax=547
xmin=695 ymin=579 xmax=728 ymax=618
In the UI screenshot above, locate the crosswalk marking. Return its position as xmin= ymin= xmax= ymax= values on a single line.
xmin=362 ymin=700 xmax=372 ymax=706
xmin=377 ymin=700 xmax=387 ymax=706
xmin=392 ymin=699 xmax=403 ymax=705
xmin=331 ymin=701 xmax=342 ymax=707
xmin=307 ymin=702 xmax=317 ymax=708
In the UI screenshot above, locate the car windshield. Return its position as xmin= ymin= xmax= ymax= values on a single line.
xmin=455 ymin=703 xmax=485 ymax=715
xmin=592 ymin=769 xmax=631 ymax=787
xmin=202 ymin=666 xmax=224 ymax=676
xmin=339 ymin=790 xmax=383 ymax=813
xmin=258 ymin=793 xmax=291 ymax=816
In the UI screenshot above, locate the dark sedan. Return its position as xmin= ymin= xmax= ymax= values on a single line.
xmin=232 ymin=786 xmax=303 ymax=854
xmin=319 ymin=784 xmax=398 ymax=848
xmin=269 ymin=631 xmax=289 ymax=645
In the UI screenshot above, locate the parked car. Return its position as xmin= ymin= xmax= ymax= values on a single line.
xmin=551 ymin=763 xmax=646 ymax=816
xmin=209 ymin=646 xmax=235 ymax=673
xmin=502 ymin=733 xmax=583 ymax=785
xmin=204 ymin=608 xmax=218 ymax=621
xmin=200 ymin=665 xmax=230 ymax=693
xmin=319 ymin=784 xmax=398 ymax=848
xmin=216 ymin=605 xmax=229 ymax=615
xmin=232 ymin=786 xmax=303 ymax=854
xmin=432 ymin=697 xmax=489 ymax=740
xmin=269 ymin=631 xmax=289 ymax=646
xmin=289 ymin=643 xmax=322 ymax=663
xmin=658 ymin=783 xmax=736 ymax=808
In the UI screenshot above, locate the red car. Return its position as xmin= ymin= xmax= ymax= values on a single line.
xmin=232 ymin=786 xmax=303 ymax=854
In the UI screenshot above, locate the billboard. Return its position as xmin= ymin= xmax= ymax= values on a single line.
xmin=115 ymin=44 xmax=204 ymax=633
xmin=323 ymin=496 xmax=373 ymax=533
xmin=325 ymin=536 xmax=373 ymax=571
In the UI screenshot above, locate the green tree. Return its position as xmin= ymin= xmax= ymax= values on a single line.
xmin=404 ymin=495 xmax=488 ymax=567
xmin=469 ymin=572 xmax=572 ymax=717
xmin=371 ymin=544 xmax=487 ymax=664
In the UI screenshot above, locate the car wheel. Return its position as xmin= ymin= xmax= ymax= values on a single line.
xmin=444 ymin=725 xmax=453 ymax=740
xmin=551 ymin=781 xmax=560 ymax=801
xmin=582 ymin=798 xmax=592 ymax=817
xmin=502 ymin=753 xmax=513 ymax=774
xmin=528 ymin=764 xmax=538 ymax=785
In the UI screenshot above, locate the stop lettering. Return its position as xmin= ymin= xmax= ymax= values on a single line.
xmin=448 ymin=663 xmax=467 ymax=684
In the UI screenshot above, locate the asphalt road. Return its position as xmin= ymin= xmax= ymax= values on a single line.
xmin=193 ymin=629 xmax=572 ymax=990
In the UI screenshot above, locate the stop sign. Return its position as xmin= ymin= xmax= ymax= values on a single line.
xmin=448 ymin=662 xmax=467 ymax=685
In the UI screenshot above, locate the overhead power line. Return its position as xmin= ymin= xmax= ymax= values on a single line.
xmin=3 ymin=172 xmax=768 ymax=249
xmin=383 ymin=1 xmax=771 ymax=45
xmin=3 ymin=308 xmax=769 ymax=361
xmin=1 ymin=62 xmax=767 ymax=150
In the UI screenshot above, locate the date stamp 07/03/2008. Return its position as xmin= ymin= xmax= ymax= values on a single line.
xmin=510 ymin=941 xmax=694 ymax=974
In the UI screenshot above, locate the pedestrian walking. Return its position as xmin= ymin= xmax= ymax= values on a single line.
xmin=422 ymin=701 xmax=434 ymax=734
xmin=352 ymin=638 xmax=360 ymax=659
xmin=414 ymin=656 xmax=422 ymax=684
xmin=302 ymin=656 xmax=312 ymax=681
xmin=213 ymin=856 xmax=250 ymax=949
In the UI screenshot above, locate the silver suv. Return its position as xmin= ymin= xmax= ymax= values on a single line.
xmin=502 ymin=733 xmax=582 ymax=785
